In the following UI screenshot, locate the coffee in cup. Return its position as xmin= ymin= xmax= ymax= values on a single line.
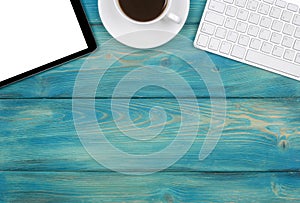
xmin=114 ymin=0 xmax=181 ymax=24
xmin=118 ymin=0 xmax=168 ymax=22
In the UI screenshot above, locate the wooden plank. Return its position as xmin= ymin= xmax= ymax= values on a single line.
xmin=82 ymin=0 xmax=206 ymax=24
xmin=1 ymin=172 xmax=300 ymax=202
xmin=1 ymin=25 xmax=300 ymax=98
xmin=1 ymin=98 xmax=300 ymax=172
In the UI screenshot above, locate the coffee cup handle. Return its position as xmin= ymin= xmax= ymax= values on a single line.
xmin=167 ymin=13 xmax=181 ymax=24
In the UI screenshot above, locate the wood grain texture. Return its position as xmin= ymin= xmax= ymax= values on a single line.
xmin=1 ymin=99 xmax=299 ymax=172
xmin=1 ymin=25 xmax=300 ymax=98
xmin=1 ymin=172 xmax=300 ymax=202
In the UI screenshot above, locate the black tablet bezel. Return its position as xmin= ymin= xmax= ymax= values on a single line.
xmin=0 ymin=0 xmax=97 ymax=88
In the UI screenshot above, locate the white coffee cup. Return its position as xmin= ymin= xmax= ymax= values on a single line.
xmin=113 ymin=0 xmax=181 ymax=25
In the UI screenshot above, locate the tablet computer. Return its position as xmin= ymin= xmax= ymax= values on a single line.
xmin=0 ymin=0 xmax=97 ymax=88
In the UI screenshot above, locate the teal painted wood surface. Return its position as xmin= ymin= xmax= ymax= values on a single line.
xmin=0 ymin=99 xmax=300 ymax=172
xmin=0 ymin=0 xmax=300 ymax=202
xmin=1 ymin=172 xmax=300 ymax=202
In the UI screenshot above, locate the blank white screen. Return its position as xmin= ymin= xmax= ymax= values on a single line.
xmin=0 ymin=0 xmax=88 ymax=82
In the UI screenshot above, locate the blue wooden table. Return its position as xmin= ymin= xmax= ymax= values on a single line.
xmin=1 ymin=0 xmax=300 ymax=202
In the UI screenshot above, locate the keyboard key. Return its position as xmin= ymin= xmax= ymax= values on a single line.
xmin=258 ymin=3 xmax=270 ymax=15
xmin=260 ymin=16 xmax=272 ymax=28
xmin=250 ymin=38 xmax=261 ymax=49
xmin=248 ymin=25 xmax=260 ymax=36
xmin=224 ymin=0 xmax=234 ymax=3
xmin=238 ymin=34 xmax=250 ymax=46
xmin=272 ymin=45 xmax=284 ymax=57
xmin=215 ymin=27 xmax=227 ymax=38
xmin=261 ymin=41 xmax=273 ymax=53
xmin=226 ymin=5 xmax=238 ymax=16
xmin=295 ymin=53 xmax=300 ymax=64
xmin=227 ymin=31 xmax=239 ymax=42
xmin=292 ymin=14 xmax=300 ymax=26
xmin=269 ymin=6 xmax=281 ymax=18
xmin=209 ymin=38 xmax=221 ymax=50
xmin=237 ymin=9 xmax=249 ymax=20
xmin=249 ymin=13 xmax=260 ymax=24
xmin=271 ymin=20 xmax=283 ymax=31
xmin=295 ymin=27 xmax=300 ymax=38
xmin=201 ymin=23 xmax=216 ymax=35
xmin=247 ymin=0 xmax=259 ymax=11
xmin=231 ymin=45 xmax=246 ymax=58
xmin=235 ymin=0 xmax=247 ymax=7
xmin=283 ymin=49 xmax=295 ymax=60
xmin=270 ymin=32 xmax=282 ymax=43
xmin=245 ymin=50 xmax=300 ymax=77
xmin=263 ymin=0 xmax=274 ymax=4
xmin=293 ymin=39 xmax=300 ymax=51
xmin=282 ymin=36 xmax=294 ymax=47
xmin=220 ymin=41 xmax=232 ymax=54
xmin=281 ymin=10 xmax=293 ymax=22
xmin=275 ymin=0 xmax=287 ymax=8
xmin=225 ymin=18 xmax=237 ymax=29
xmin=259 ymin=29 xmax=271 ymax=40
xmin=283 ymin=24 xmax=295 ymax=35
xmin=236 ymin=21 xmax=248 ymax=32
xmin=205 ymin=11 xmax=225 ymax=25
xmin=209 ymin=0 xmax=226 ymax=13
xmin=197 ymin=34 xmax=210 ymax=47
xmin=287 ymin=3 xmax=298 ymax=12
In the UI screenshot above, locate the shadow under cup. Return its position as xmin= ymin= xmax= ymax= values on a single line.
xmin=118 ymin=0 xmax=169 ymax=22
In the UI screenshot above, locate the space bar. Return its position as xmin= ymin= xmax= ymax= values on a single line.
xmin=245 ymin=50 xmax=300 ymax=77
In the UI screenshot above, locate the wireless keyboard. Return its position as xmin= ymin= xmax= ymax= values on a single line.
xmin=194 ymin=0 xmax=300 ymax=81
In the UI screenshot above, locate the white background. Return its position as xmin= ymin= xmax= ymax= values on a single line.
xmin=0 ymin=0 xmax=88 ymax=82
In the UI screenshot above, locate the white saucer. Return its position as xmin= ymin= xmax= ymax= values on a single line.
xmin=98 ymin=0 xmax=190 ymax=49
